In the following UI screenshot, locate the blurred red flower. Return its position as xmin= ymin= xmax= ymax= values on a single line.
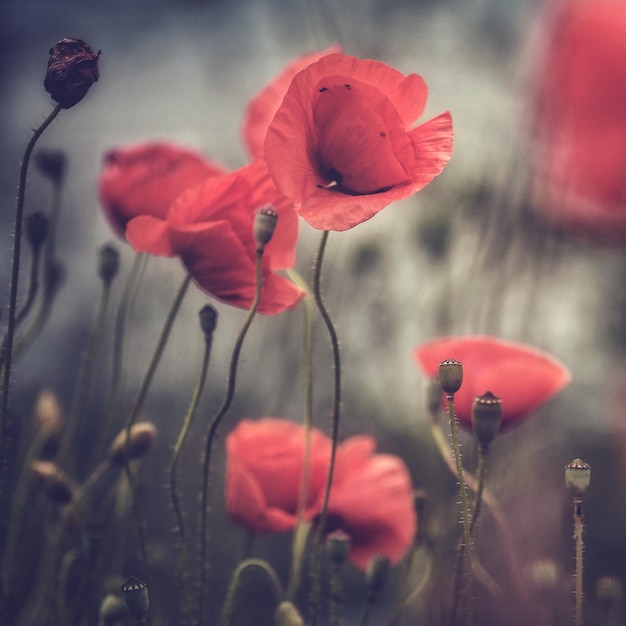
xmin=264 ymin=53 xmax=453 ymax=231
xmin=530 ymin=0 xmax=626 ymax=242
xmin=225 ymin=418 xmax=416 ymax=570
xmin=125 ymin=160 xmax=303 ymax=315
xmin=225 ymin=418 xmax=332 ymax=533
xmin=98 ymin=141 xmax=227 ymax=238
xmin=242 ymin=45 xmax=342 ymax=161
xmin=413 ymin=335 xmax=571 ymax=428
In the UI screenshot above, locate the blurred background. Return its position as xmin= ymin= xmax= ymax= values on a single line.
xmin=1 ymin=0 xmax=626 ymax=624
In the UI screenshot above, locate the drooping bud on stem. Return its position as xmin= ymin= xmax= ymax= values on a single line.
xmin=98 ymin=243 xmax=120 ymax=287
xmin=254 ymin=205 xmax=278 ymax=251
xmin=31 ymin=461 xmax=74 ymax=504
xmin=198 ymin=304 xmax=218 ymax=340
xmin=108 ymin=422 xmax=157 ymax=465
xmin=35 ymin=149 xmax=67 ymax=185
xmin=471 ymin=391 xmax=502 ymax=449
xmin=121 ymin=577 xmax=149 ymax=623
xmin=438 ymin=358 xmax=463 ymax=395
xmin=565 ymin=458 xmax=591 ymax=498
xmin=26 ymin=212 xmax=49 ymax=252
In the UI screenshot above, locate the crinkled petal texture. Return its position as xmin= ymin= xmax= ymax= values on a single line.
xmin=531 ymin=0 xmax=626 ymax=242
xmin=98 ymin=141 xmax=227 ymax=238
xmin=243 ymin=45 xmax=342 ymax=161
xmin=126 ymin=161 xmax=303 ymax=315
xmin=324 ymin=436 xmax=416 ymax=570
xmin=225 ymin=418 xmax=332 ymax=533
xmin=413 ymin=335 xmax=571 ymax=428
xmin=265 ymin=53 xmax=453 ymax=231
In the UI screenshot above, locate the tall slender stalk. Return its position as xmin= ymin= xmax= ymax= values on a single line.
xmin=573 ymin=498 xmax=584 ymax=626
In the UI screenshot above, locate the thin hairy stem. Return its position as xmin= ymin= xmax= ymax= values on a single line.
xmin=14 ymin=245 xmax=42 ymax=329
xmin=198 ymin=250 xmax=264 ymax=626
xmin=573 ymin=498 xmax=584 ymax=626
xmin=310 ymin=230 xmax=342 ymax=626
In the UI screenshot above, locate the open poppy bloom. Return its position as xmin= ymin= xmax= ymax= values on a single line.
xmin=413 ymin=335 xmax=571 ymax=429
xmin=125 ymin=160 xmax=303 ymax=315
xmin=323 ymin=435 xmax=416 ymax=570
xmin=264 ymin=53 xmax=453 ymax=231
xmin=530 ymin=0 xmax=626 ymax=242
xmin=98 ymin=141 xmax=227 ymax=238
xmin=225 ymin=418 xmax=332 ymax=533
xmin=242 ymin=45 xmax=342 ymax=161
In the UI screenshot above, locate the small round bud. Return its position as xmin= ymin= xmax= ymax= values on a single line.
xmin=366 ymin=555 xmax=391 ymax=596
xmin=471 ymin=391 xmax=502 ymax=449
xmin=438 ymin=358 xmax=463 ymax=395
xmin=109 ymin=422 xmax=157 ymax=466
xmin=98 ymin=593 xmax=127 ymax=626
xmin=31 ymin=461 xmax=74 ymax=504
xmin=198 ymin=304 xmax=218 ymax=339
xmin=33 ymin=388 xmax=63 ymax=434
xmin=327 ymin=530 xmax=351 ymax=566
xmin=274 ymin=601 xmax=305 ymax=626
xmin=98 ymin=244 xmax=120 ymax=287
xmin=120 ymin=576 xmax=149 ymax=620
xmin=564 ymin=458 xmax=591 ymax=497
xmin=44 ymin=38 xmax=100 ymax=108
xmin=35 ymin=149 xmax=67 ymax=184
xmin=253 ymin=205 xmax=278 ymax=250
xmin=26 ymin=212 xmax=49 ymax=251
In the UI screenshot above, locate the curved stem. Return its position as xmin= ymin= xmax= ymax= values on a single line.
xmin=198 ymin=250 xmax=264 ymax=626
xmin=310 ymin=230 xmax=341 ymax=626
xmin=170 ymin=328 xmax=214 ymax=624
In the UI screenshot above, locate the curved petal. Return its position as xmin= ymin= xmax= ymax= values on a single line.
xmin=126 ymin=215 xmax=175 ymax=256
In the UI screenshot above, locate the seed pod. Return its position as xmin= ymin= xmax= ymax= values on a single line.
xmin=253 ymin=205 xmax=278 ymax=250
xmin=438 ymin=358 xmax=463 ymax=394
xmin=564 ymin=458 xmax=591 ymax=497
xmin=471 ymin=391 xmax=502 ymax=448
xmin=120 ymin=577 xmax=149 ymax=620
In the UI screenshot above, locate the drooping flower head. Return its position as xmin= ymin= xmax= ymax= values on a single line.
xmin=530 ymin=0 xmax=626 ymax=242
xmin=225 ymin=418 xmax=416 ymax=570
xmin=126 ymin=160 xmax=302 ymax=315
xmin=265 ymin=53 xmax=454 ymax=231
xmin=413 ymin=335 xmax=571 ymax=429
xmin=98 ymin=142 xmax=227 ymax=238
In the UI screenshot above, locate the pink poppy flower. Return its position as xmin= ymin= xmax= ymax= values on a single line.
xmin=125 ymin=160 xmax=303 ymax=315
xmin=264 ymin=52 xmax=453 ymax=231
xmin=225 ymin=418 xmax=332 ymax=533
xmin=413 ymin=335 xmax=571 ymax=428
xmin=530 ymin=0 xmax=626 ymax=242
xmin=98 ymin=142 xmax=227 ymax=238
xmin=324 ymin=435 xmax=416 ymax=570
xmin=242 ymin=45 xmax=342 ymax=161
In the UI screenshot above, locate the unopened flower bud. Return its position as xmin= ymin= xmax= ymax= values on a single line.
xmin=26 ymin=212 xmax=49 ymax=251
xmin=471 ymin=391 xmax=502 ymax=449
xmin=366 ymin=555 xmax=390 ymax=596
xmin=438 ymin=358 xmax=463 ymax=395
xmin=565 ymin=458 xmax=591 ymax=497
xmin=121 ymin=577 xmax=149 ymax=620
xmin=98 ymin=593 xmax=126 ymax=626
xmin=199 ymin=304 xmax=218 ymax=339
xmin=44 ymin=38 xmax=100 ymax=108
xmin=31 ymin=461 xmax=74 ymax=504
xmin=109 ymin=422 xmax=157 ymax=466
xmin=254 ymin=206 xmax=278 ymax=251
xmin=274 ymin=601 xmax=305 ymax=626
xmin=35 ymin=149 xmax=67 ymax=184
xmin=33 ymin=388 xmax=63 ymax=434
xmin=327 ymin=530 xmax=351 ymax=566
xmin=98 ymin=244 xmax=120 ymax=287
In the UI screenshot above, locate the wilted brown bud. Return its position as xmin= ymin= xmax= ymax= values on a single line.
xmin=471 ymin=391 xmax=502 ymax=449
xmin=44 ymin=38 xmax=100 ymax=108
xmin=109 ymin=422 xmax=157 ymax=465
xmin=253 ymin=205 xmax=278 ymax=251
xmin=120 ymin=577 xmax=149 ymax=620
xmin=438 ymin=358 xmax=463 ymax=395
xmin=98 ymin=244 xmax=120 ymax=287
xmin=31 ymin=461 xmax=74 ymax=504
xmin=564 ymin=458 xmax=591 ymax=497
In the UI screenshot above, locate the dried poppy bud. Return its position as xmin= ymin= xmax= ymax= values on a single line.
xmin=26 ymin=212 xmax=49 ymax=251
xmin=564 ymin=458 xmax=591 ymax=497
xmin=471 ymin=391 xmax=503 ymax=449
xmin=35 ymin=149 xmax=67 ymax=184
xmin=44 ymin=38 xmax=100 ymax=108
xmin=198 ymin=304 xmax=218 ymax=339
xmin=253 ymin=205 xmax=278 ymax=251
xmin=98 ymin=244 xmax=120 ymax=287
xmin=438 ymin=358 xmax=463 ymax=395
xmin=31 ymin=461 xmax=74 ymax=504
xmin=274 ymin=601 xmax=304 ymax=626
xmin=109 ymin=422 xmax=157 ymax=466
xmin=120 ymin=577 xmax=149 ymax=620
xmin=327 ymin=530 xmax=351 ymax=566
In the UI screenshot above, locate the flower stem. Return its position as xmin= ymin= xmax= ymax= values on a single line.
xmin=573 ymin=498 xmax=584 ymax=626
xmin=446 ymin=394 xmax=473 ymax=626
xmin=310 ymin=230 xmax=341 ymax=626
xmin=198 ymin=249 xmax=264 ymax=626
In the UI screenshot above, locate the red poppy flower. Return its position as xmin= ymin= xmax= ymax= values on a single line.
xmin=242 ymin=45 xmax=342 ymax=161
xmin=225 ymin=418 xmax=332 ymax=533
xmin=125 ymin=160 xmax=303 ymax=315
xmin=264 ymin=53 xmax=453 ymax=231
xmin=530 ymin=0 xmax=626 ymax=242
xmin=413 ymin=335 xmax=571 ymax=428
xmin=98 ymin=141 xmax=227 ymax=238
xmin=324 ymin=436 xmax=416 ymax=570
